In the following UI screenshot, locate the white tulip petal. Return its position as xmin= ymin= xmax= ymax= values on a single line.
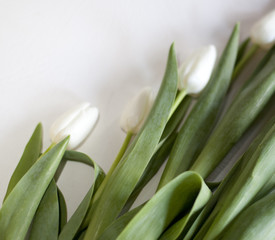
xmin=50 ymin=102 xmax=90 ymax=140
xmin=50 ymin=103 xmax=99 ymax=149
xmin=251 ymin=10 xmax=275 ymax=49
xmin=120 ymin=87 xmax=154 ymax=134
xmin=178 ymin=45 xmax=217 ymax=94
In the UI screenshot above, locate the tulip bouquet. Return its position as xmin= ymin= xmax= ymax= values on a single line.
xmin=0 ymin=10 xmax=275 ymax=240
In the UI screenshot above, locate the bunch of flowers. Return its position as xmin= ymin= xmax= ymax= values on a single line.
xmin=0 ymin=10 xmax=275 ymax=240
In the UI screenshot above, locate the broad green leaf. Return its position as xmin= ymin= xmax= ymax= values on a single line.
xmin=117 ymin=171 xmax=211 ymax=240
xmin=57 ymin=187 xmax=67 ymax=233
xmin=122 ymin=132 xmax=177 ymax=213
xmin=159 ymin=173 xmax=211 ymax=240
xmin=0 ymin=137 xmax=69 ymax=240
xmin=221 ymin=192 xmax=275 ymax=240
xmin=183 ymin=160 xmax=242 ymax=240
xmin=158 ymin=24 xmax=240 ymax=188
xmin=29 ymin=180 xmax=59 ymax=240
xmin=121 ymin=97 xmax=192 ymax=213
xmin=194 ymin=122 xmax=275 ymax=239
xmin=3 ymin=123 xmax=43 ymax=201
xmin=191 ymin=47 xmax=275 ymax=178
xmin=58 ymin=151 xmax=105 ymax=240
xmin=184 ymin=116 xmax=275 ymax=240
xmin=83 ymin=43 xmax=178 ymax=239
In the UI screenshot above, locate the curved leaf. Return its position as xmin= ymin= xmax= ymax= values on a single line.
xmin=58 ymin=151 xmax=105 ymax=240
xmin=117 ymin=171 xmax=211 ymax=240
xmin=159 ymin=175 xmax=211 ymax=240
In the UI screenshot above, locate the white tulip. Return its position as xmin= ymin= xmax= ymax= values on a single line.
xmin=178 ymin=45 xmax=217 ymax=94
xmin=120 ymin=87 xmax=154 ymax=134
xmin=50 ymin=102 xmax=99 ymax=150
xmin=251 ymin=10 xmax=275 ymax=49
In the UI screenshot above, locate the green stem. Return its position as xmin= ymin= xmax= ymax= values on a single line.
xmin=232 ymin=43 xmax=259 ymax=81
xmin=169 ymin=90 xmax=187 ymax=119
xmin=108 ymin=131 xmax=133 ymax=176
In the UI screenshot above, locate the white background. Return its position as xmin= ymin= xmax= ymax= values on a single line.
xmin=0 ymin=0 xmax=274 ymax=217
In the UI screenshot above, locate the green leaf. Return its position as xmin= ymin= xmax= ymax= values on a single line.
xmin=3 ymin=123 xmax=43 ymax=201
xmin=29 ymin=180 xmax=59 ymax=240
xmin=190 ymin=45 xmax=275 ymax=178
xmin=221 ymin=192 xmax=275 ymax=240
xmin=116 ymin=171 xmax=211 ymax=240
xmin=0 ymin=137 xmax=69 ymax=240
xmin=121 ymin=96 xmax=192 ymax=213
xmin=62 ymin=151 xmax=94 ymax=167
xmin=184 ymin=116 xmax=275 ymax=240
xmin=58 ymin=151 xmax=105 ymax=240
xmin=194 ymin=121 xmax=275 ymax=239
xmin=159 ymin=173 xmax=211 ymax=240
xmin=122 ymin=132 xmax=177 ymax=213
xmin=83 ymin=43 xmax=178 ymax=239
xmin=158 ymin=24 xmax=240 ymax=188
xmin=183 ymin=160 xmax=242 ymax=240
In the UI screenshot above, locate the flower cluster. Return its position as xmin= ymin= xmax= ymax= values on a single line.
xmin=1 ymin=9 xmax=275 ymax=240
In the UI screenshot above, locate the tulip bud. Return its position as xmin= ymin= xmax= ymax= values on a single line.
xmin=251 ymin=10 xmax=275 ymax=49
xmin=50 ymin=102 xmax=99 ymax=150
xmin=120 ymin=87 xmax=154 ymax=134
xmin=178 ymin=45 xmax=217 ymax=94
